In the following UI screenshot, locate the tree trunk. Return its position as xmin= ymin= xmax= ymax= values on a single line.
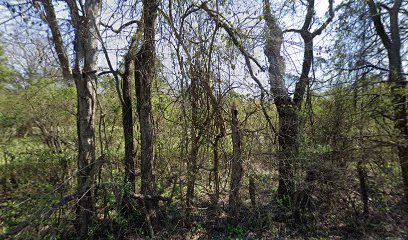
xmin=367 ymin=0 xmax=408 ymax=202
xmin=389 ymin=51 xmax=408 ymax=202
xmin=213 ymin=135 xmax=220 ymax=205
xmin=263 ymin=2 xmax=295 ymax=198
xmin=275 ymin=107 xmax=299 ymax=197
xmin=229 ymin=106 xmax=243 ymax=220
xmin=42 ymin=0 xmax=102 ymax=237
xmin=390 ymin=69 xmax=408 ymax=202
xmin=73 ymin=1 xmax=101 ymax=234
xmin=74 ymin=71 xmax=97 ymax=238
xmin=357 ymin=159 xmax=369 ymax=215
xmin=186 ymin=71 xmax=200 ymax=218
xmin=135 ymin=0 xmax=158 ymax=235
xmin=264 ymin=0 xmax=333 ymax=201
xmin=186 ymin=142 xmax=198 ymax=216
xmin=120 ymin=51 xmax=136 ymax=217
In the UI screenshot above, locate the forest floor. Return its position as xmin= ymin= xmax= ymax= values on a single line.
xmin=1 ymin=156 xmax=408 ymax=239
xmin=0 ymin=192 xmax=10 ymax=231
xmin=114 ymin=197 xmax=408 ymax=240
xmin=1 ymin=185 xmax=408 ymax=239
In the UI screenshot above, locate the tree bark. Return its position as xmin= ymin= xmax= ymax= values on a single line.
xmin=357 ymin=159 xmax=369 ymax=215
xmin=229 ymin=106 xmax=243 ymax=220
xmin=212 ymin=98 xmax=225 ymax=206
xmin=367 ymin=0 xmax=408 ymax=202
xmin=74 ymin=45 xmax=97 ymax=240
xmin=263 ymin=0 xmax=295 ymax=198
xmin=186 ymin=66 xmax=200 ymax=218
xmin=120 ymin=49 xmax=136 ymax=217
xmin=135 ymin=0 xmax=158 ymax=234
xmin=42 ymin=0 xmax=71 ymax=81
xmin=263 ymin=0 xmax=333 ymax=200
xmin=73 ymin=3 xmax=100 ymax=236
xmin=41 ymin=0 xmax=101 ymax=238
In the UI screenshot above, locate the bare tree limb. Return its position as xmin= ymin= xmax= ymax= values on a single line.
xmin=40 ymin=0 xmax=72 ymax=81
xmin=367 ymin=0 xmax=392 ymax=49
xmin=199 ymin=3 xmax=269 ymax=95
xmin=101 ymin=20 xmax=141 ymax=34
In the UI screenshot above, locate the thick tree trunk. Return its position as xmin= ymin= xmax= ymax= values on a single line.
xmin=72 ymin=1 xmax=101 ymax=238
xmin=263 ymin=2 xmax=296 ymax=198
xmin=120 ymin=53 xmax=136 ymax=216
xmin=276 ymin=107 xmax=299 ymax=197
xmin=135 ymin=0 xmax=158 ymax=234
xmin=367 ymin=0 xmax=408 ymax=202
xmin=390 ymin=69 xmax=408 ymax=202
xmin=74 ymin=71 xmax=97 ymax=238
xmin=389 ymin=49 xmax=408 ymax=202
xmin=264 ymin=0 xmax=332 ymax=201
xmin=186 ymin=142 xmax=198 ymax=215
xmin=42 ymin=0 xmax=101 ymax=237
xmin=229 ymin=106 xmax=243 ymax=220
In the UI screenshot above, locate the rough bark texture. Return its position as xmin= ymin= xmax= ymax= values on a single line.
xmin=186 ymin=69 xmax=200 ymax=216
xmin=264 ymin=0 xmax=296 ymax=197
xmin=118 ymin=20 xmax=143 ymax=218
xmin=367 ymin=0 xmax=408 ymax=202
xmin=212 ymin=99 xmax=225 ymax=206
xmin=42 ymin=0 xmax=101 ymax=238
xmin=135 ymin=0 xmax=158 ymax=234
xmin=263 ymin=0 xmax=333 ymax=200
xmin=74 ymin=71 xmax=97 ymax=237
xmin=120 ymin=49 xmax=136 ymax=216
xmin=42 ymin=0 xmax=71 ymax=81
xmin=229 ymin=106 xmax=243 ymax=220
xmin=73 ymin=0 xmax=101 ymax=237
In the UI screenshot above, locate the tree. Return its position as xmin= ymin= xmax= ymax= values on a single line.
xmin=1 ymin=0 xmax=408 ymax=238
xmin=263 ymin=0 xmax=334 ymax=201
xmin=39 ymin=0 xmax=102 ymax=237
xmin=119 ymin=40 xmax=137 ymax=217
xmin=134 ymin=0 xmax=158 ymax=235
xmin=366 ymin=0 xmax=408 ymax=202
xmin=229 ymin=105 xmax=243 ymax=220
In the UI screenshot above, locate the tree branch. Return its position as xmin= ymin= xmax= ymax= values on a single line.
xmin=199 ymin=3 xmax=269 ymax=95
xmin=312 ymin=0 xmax=334 ymax=37
xmin=101 ymin=20 xmax=141 ymax=34
xmin=40 ymin=0 xmax=72 ymax=81
xmin=366 ymin=0 xmax=392 ymax=50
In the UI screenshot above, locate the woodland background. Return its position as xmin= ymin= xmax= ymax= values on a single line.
xmin=0 ymin=0 xmax=407 ymax=239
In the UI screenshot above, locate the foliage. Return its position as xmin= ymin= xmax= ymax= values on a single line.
xmin=0 ymin=0 xmax=407 ymax=239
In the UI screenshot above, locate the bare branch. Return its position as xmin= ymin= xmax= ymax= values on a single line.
xmin=199 ymin=3 xmax=269 ymax=95
xmin=41 ymin=0 xmax=72 ymax=81
xmin=366 ymin=0 xmax=392 ymax=49
xmin=312 ymin=0 xmax=334 ymax=37
xmin=101 ymin=20 xmax=141 ymax=34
